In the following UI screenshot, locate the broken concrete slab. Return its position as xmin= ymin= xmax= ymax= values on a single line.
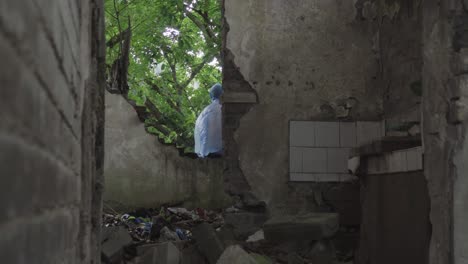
xmin=137 ymin=242 xmax=181 ymax=264
xmin=101 ymin=226 xmax=119 ymax=243
xmin=102 ymin=227 xmax=133 ymax=263
xmin=192 ymin=222 xmax=225 ymax=264
xmin=180 ymin=243 xmax=206 ymax=264
xmin=160 ymin=226 xmax=181 ymax=242
xmin=263 ymin=213 xmax=339 ymax=242
xmin=224 ymin=212 xmax=268 ymax=239
xmin=216 ymin=245 xmax=258 ymax=264
xmin=246 ymin=230 xmax=265 ymax=243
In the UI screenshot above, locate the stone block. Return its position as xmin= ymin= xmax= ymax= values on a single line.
xmin=0 ymin=135 xmax=80 ymax=223
xmin=263 ymin=213 xmax=339 ymax=242
xmin=180 ymin=243 xmax=206 ymax=264
xmin=138 ymin=242 xmax=181 ymax=264
xmin=224 ymin=212 xmax=268 ymax=239
xmin=302 ymin=148 xmax=327 ymax=173
xmin=315 ymin=122 xmax=340 ymax=147
xmin=290 ymin=121 xmax=315 ymax=147
xmin=192 ymin=223 xmax=225 ymax=264
xmin=340 ymin=122 xmax=357 ymax=147
xmin=216 ymin=245 xmax=258 ymax=264
xmin=101 ymin=227 xmax=133 ymax=262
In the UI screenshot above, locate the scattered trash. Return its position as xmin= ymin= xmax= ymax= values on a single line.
xmin=176 ymin=228 xmax=188 ymax=240
xmin=160 ymin=226 xmax=180 ymax=242
xmin=101 ymin=203 xmax=345 ymax=264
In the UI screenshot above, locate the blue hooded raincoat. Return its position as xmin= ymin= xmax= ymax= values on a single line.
xmin=194 ymin=84 xmax=223 ymax=157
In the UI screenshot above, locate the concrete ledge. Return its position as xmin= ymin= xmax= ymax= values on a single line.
xmin=354 ymin=146 xmax=423 ymax=175
xmin=349 ymin=136 xmax=421 ymax=158
xmin=263 ymin=213 xmax=339 ymax=241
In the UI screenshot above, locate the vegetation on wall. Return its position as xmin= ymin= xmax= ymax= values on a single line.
xmin=105 ymin=0 xmax=222 ymax=152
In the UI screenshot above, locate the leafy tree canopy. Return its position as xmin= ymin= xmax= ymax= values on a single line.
xmin=105 ymin=0 xmax=222 ymax=152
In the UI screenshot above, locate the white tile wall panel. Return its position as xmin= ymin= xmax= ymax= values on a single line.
xmin=339 ymin=122 xmax=357 ymax=147
xmin=387 ymin=150 xmax=408 ymax=173
xmin=327 ymin=148 xmax=350 ymax=173
xmin=290 ymin=121 xmax=315 ymax=147
xmin=315 ymin=122 xmax=340 ymax=147
xmin=303 ymin=148 xmax=327 ymax=173
xmin=406 ymin=147 xmax=423 ymax=171
xmin=289 ymin=147 xmax=303 ymax=172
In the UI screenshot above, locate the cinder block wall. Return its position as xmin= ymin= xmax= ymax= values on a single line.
xmin=0 ymin=0 xmax=105 ymax=263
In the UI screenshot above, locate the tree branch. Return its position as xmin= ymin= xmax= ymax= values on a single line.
xmin=144 ymin=79 xmax=183 ymax=115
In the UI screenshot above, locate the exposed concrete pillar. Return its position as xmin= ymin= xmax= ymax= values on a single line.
xmin=422 ymin=1 xmax=468 ymax=263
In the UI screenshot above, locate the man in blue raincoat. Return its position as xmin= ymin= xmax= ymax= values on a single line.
xmin=194 ymin=83 xmax=223 ymax=158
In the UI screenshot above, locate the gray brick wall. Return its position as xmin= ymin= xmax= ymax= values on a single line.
xmin=0 ymin=0 xmax=105 ymax=263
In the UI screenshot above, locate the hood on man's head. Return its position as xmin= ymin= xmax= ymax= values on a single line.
xmin=209 ymin=83 xmax=223 ymax=100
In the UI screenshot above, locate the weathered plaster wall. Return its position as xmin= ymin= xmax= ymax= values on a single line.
xmin=104 ymin=92 xmax=231 ymax=211
xmin=358 ymin=0 xmax=423 ymax=133
xmin=0 ymin=0 xmax=105 ymax=263
xmin=422 ymin=1 xmax=468 ymax=263
xmin=224 ymin=0 xmax=383 ymax=210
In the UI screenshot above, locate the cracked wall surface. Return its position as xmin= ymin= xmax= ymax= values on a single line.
xmin=0 ymin=0 xmax=105 ymax=263
xmin=422 ymin=1 xmax=468 ymax=263
xmin=224 ymin=0 xmax=383 ymax=212
xmin=104 ymin=92 xmax=231 ymax=211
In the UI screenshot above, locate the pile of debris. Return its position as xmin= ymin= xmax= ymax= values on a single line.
xmin=101 ymin=200 xmax=354 ymax=263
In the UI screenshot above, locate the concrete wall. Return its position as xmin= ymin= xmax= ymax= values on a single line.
xmin=104 ymin=92 xmax=231 ymax=211
xmin=358 ymin=0 xmax=423 ymax=134
xmin=0 ymin=0 xmax=105 ymax=263
xmin=223 ymin=0 xmax=382 ymax=212
xmin=422 ymin=1 xmax=468 ymax=263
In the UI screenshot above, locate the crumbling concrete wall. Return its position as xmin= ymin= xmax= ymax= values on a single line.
xmin=357 ymin=0 xmax=423 ymax=134
xmin=223 ymin=0 xmax=383 ymax=212
xmin=0 ymin=0 xmax=105 ymax=263
xmin=104 ymin=92 xmax=231 ymax=211
xmin=422 ymin=1 xmax=468 ymax=263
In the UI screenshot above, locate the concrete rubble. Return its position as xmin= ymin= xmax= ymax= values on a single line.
xmin=101 ymin=204 xmax=350 ymax=263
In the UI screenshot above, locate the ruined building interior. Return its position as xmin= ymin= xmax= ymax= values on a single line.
xmin=1 ymin=0 xmax=468 ymax=263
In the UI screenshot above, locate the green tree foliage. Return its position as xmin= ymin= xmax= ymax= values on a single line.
xmin=105 ymin=0 xmax=222 ymax=152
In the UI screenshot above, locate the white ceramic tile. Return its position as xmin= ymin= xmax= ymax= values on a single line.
xmin=327 ymin=148 xmax=350 ymax=173
xmin=406 ymin=147 xmax=423 ymax=171
xmin=387 ymin=150 xmax=408 ymax=173
xmin=340 ymin=122 xmax=357 ymax=147
xmin=290 ymin=121 xmax=315 ymax=147
xmin=289 ymin=147 xmax=303 ymax=172
xmin=315 ymin=122 xmax=340 ymax=147
xmin=303 ymin=148 xmax=327 ymax=173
